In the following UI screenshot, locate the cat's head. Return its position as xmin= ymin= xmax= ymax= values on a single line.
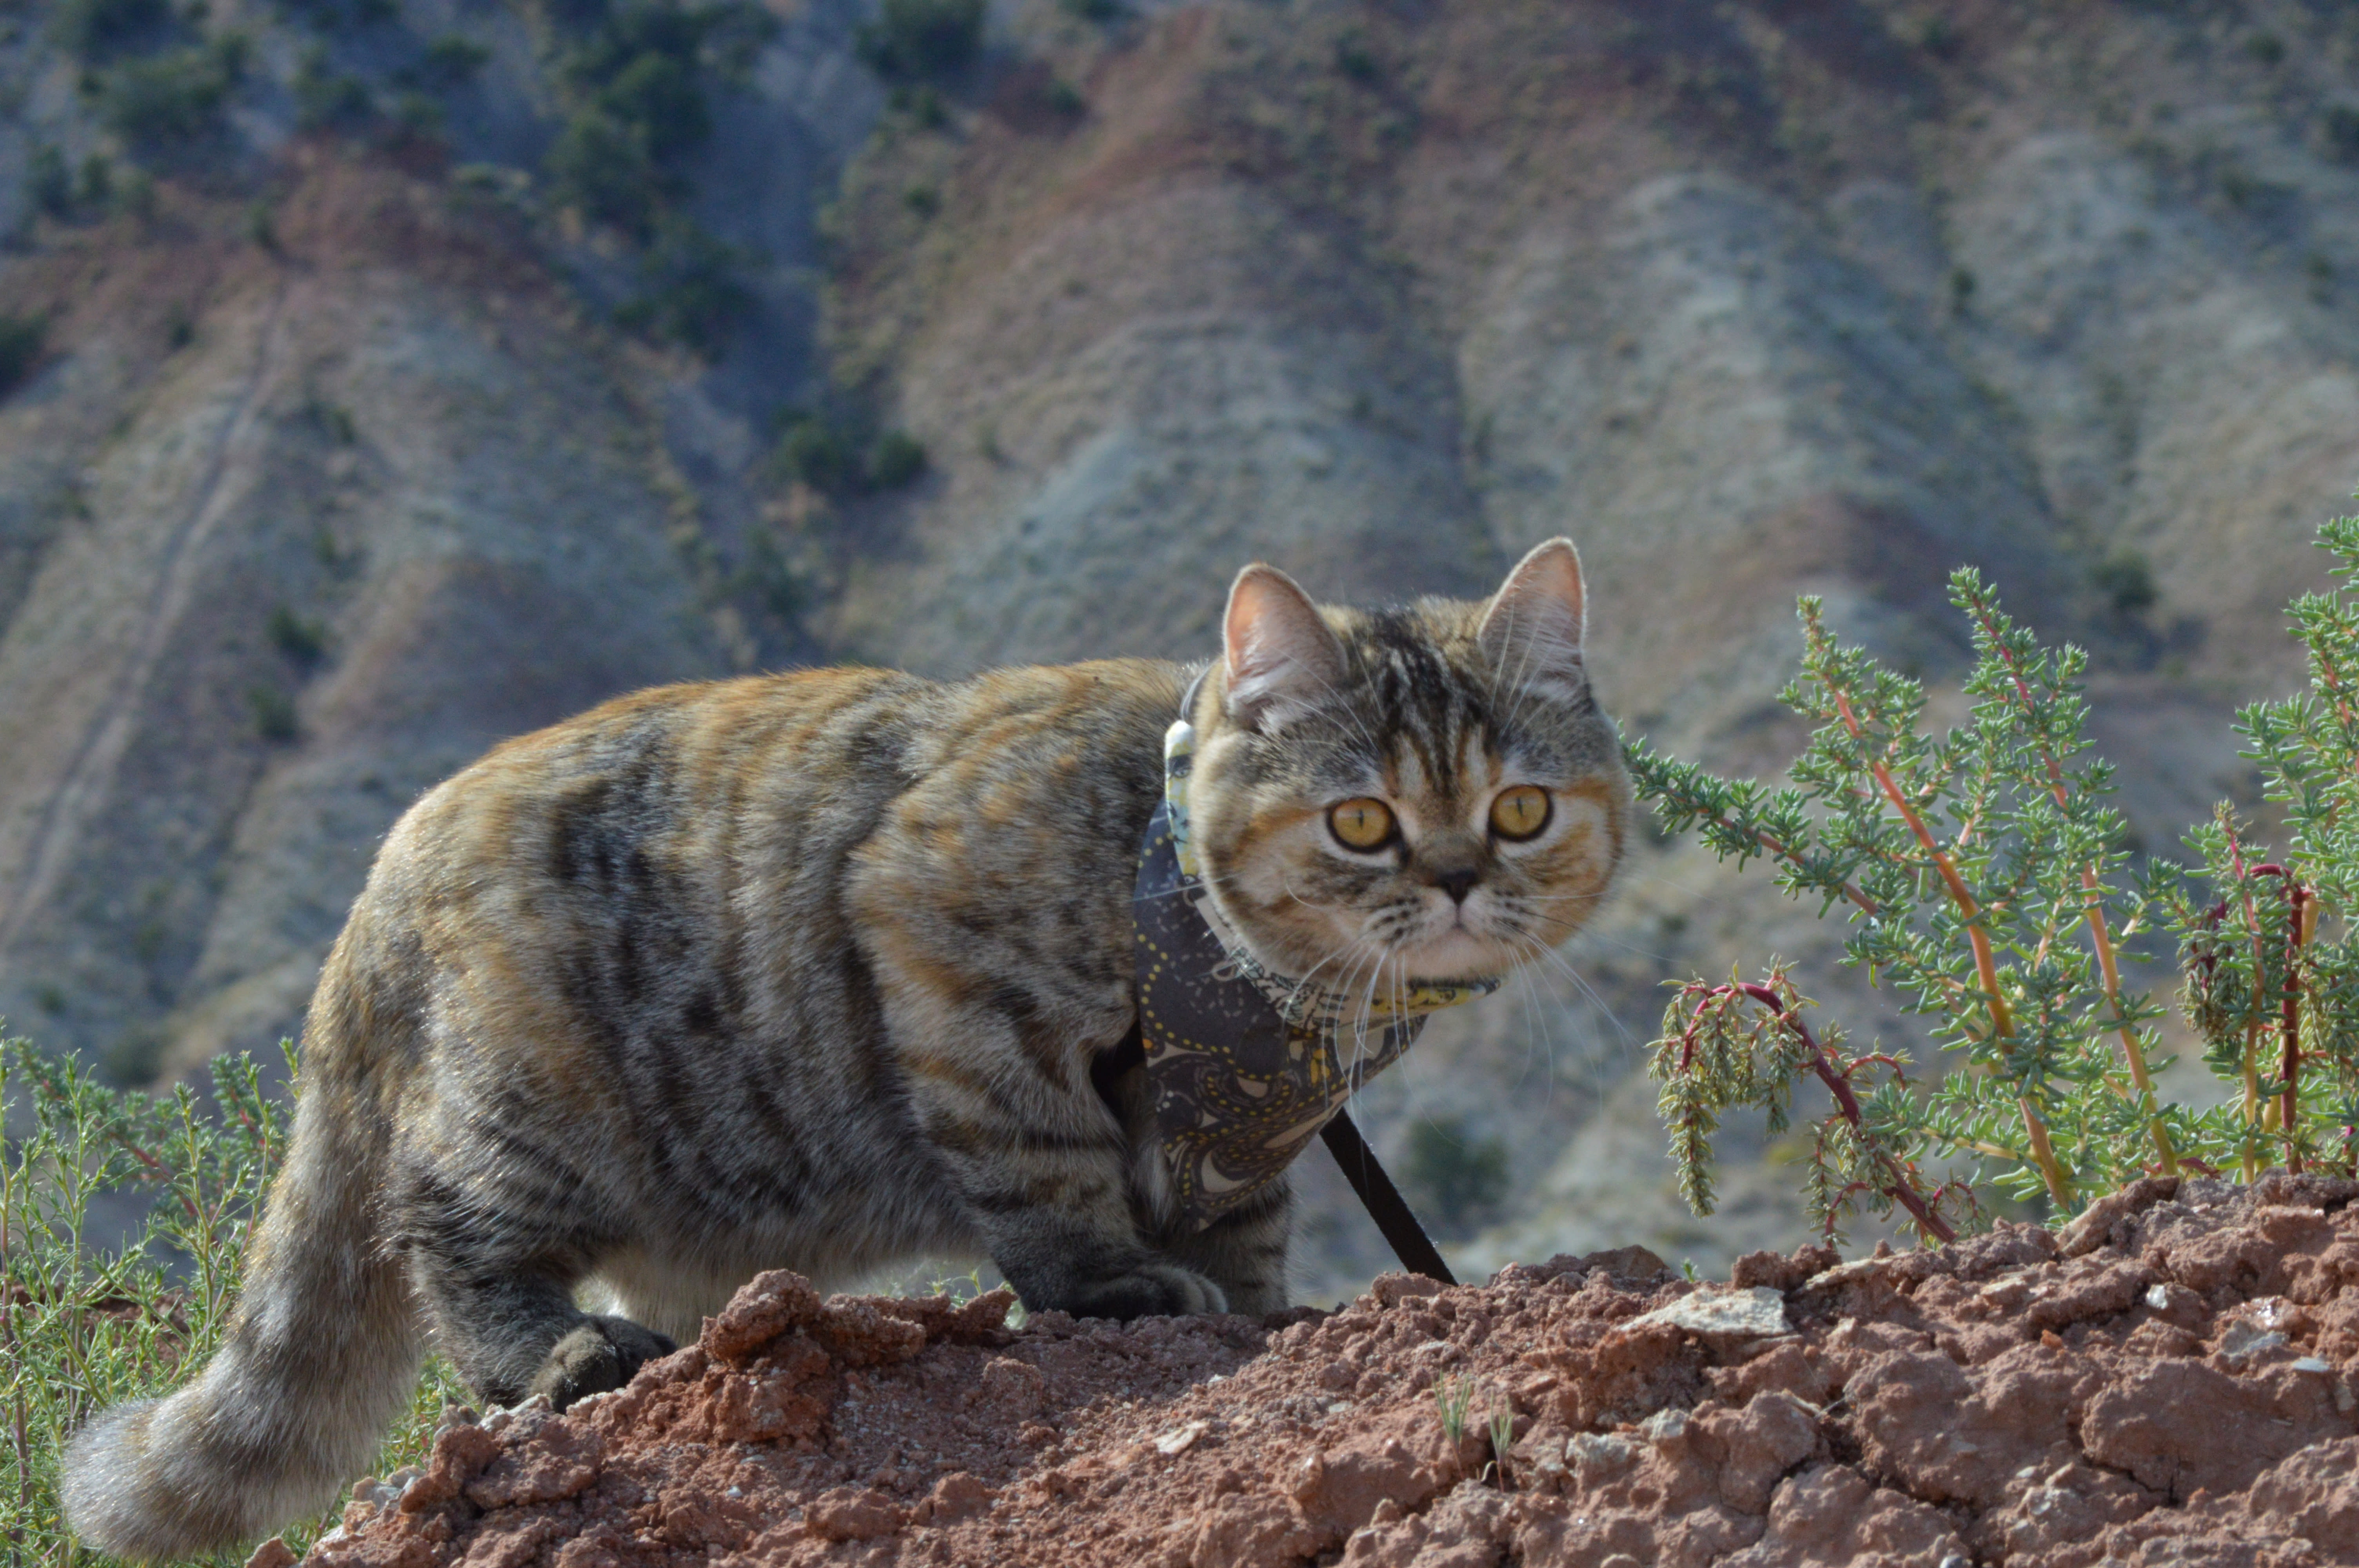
xmin=1187 ymin=539 xmax=1630 ymax=998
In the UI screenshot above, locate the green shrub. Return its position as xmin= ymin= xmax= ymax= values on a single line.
xmin=867 ymin=429 xmax=927 ymax=489
xmin=615 ymin=219 xmax=751 ymax=355
xmin=0 ymin=314 xmax=47 ymax=397
xmin=856 ymin=0 xmax=983 ymax=77
xmin=101 ymin=44 xmax=238 ymax=145
xmin=27 ymin=145 xmax=72 ymax=218
xmin=2091 ymin=549 xmax=2157 ymax=617
xmin=247 ymin=684 xmax=299 ymax=742
xmin=1636 ymin=514 xmax=2359 ymax=1241
xmin=400 ymin=33 xmax=491 ymax=92
xmin=52 ymin=0 xmax=169 ymax=59
xmin=293 ymin=46 xmax=374 ymax=131
xmin=0 ymin=1039 xmax=467 ymax=1562
xmin=76 ymin=153 xmax=114 ymax=209
xmin=1401 ymin=1118 xmax=1510 ymax=1234
xmin=889 ymin=82 xmax=947 ymax=127
xmin=540 ymin=2 xmax=775 ymax=230
xmin=2324 ymin=105 xmax=2359 ymax=165
xmin=597 ymin=50 xmax=707 ymax=159
xmin=267 ymin=605 xmax=327 ymax=666
xmin=771 ymin=413 xmax=860 ymax=495
xmin=544 ymin=107 xmax=666 ymax=234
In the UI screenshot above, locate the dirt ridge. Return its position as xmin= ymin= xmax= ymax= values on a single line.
xmin=278 ymin=1175 xmax=2359 ymax=1567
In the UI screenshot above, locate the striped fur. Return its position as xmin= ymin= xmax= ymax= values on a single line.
xmin=61 ymin=541 xmax=1628 ymax=1559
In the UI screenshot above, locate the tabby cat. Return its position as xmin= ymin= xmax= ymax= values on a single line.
xmin=63 ymin=539 xmax=1629 ymax=1559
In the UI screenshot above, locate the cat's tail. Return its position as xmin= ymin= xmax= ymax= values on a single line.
xmin=61 ymin=935 xmax=424 ymax=1562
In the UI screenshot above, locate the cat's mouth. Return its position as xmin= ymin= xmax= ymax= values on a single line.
xmin=1386 ymin=924 xmax=1517 ymax=984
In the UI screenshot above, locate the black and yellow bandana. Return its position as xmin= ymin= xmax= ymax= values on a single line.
xmin=1131 ymin=677 xmax=1500 ymax=1231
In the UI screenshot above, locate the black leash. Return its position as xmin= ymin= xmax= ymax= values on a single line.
xmin=1095 ymin=1026 xmax=1456 ymax=1288
xmin=1319 ymin=1107 xmax=1456 ymax=1286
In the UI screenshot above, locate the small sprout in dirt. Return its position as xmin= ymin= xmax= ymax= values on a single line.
xmin=1486 ymin=1401 xmax=1515 ymax=1488
xmin=1433 ymin=1371 xmax=1477 ymax=1446
xmin=1681 ymin=1259 xmax=1698 ymax=1282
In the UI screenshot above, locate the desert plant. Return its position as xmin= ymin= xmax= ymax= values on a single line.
xmin=248 ymin=684 xmax=300 ymax=742
xmin=1636 ymin=517 xmax=2359 ymax=1239
xmin=1401 ymin=1117 xmax=1511 ymax=1235
xmin=856 ymin=0 xmax=983 ymax=77
xmin=0 ymin=1038 xmax=468 ymax=1564
xmin=0 ymin=314 xmax=47 ymax=397
xmin=52 ymin=0 xmax=170 ymax=60
xmin=614 ymin=218 xmax=752 ymax=355
xmin=1432 ymin=1371 xmax=1476 ymax=1445
xmin=867 ymin=429 xmax=928 ymax=490
xmin=399 ymin=33 xmax=491 ymax=92
xmin=101 ymin=40 xmax=241 ymax=145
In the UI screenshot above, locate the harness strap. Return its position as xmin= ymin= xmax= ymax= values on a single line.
xmin=1093 ymin=1026 xmax=1457 ymax=1288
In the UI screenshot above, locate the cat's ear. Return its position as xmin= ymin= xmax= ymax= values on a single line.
xmin=1479 ymin=538 xmax=1589 ymax=702
xmin=1222 ymin=563 xmax=1348 ymax=731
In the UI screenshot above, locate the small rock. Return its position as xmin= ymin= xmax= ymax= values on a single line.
xmin=1627 ymin=1285 xmax=1791 ymax=1347
xmin=243 ymin=1539 xmax=296 ymax=1568
xmin=1641 ymin=1407 xmax=1690 ymax=1445
xmin=1154 ymin=1421 xmax=1208 ymax=1455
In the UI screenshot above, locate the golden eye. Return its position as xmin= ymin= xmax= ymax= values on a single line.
xmin=1490 ymin=784 xmax=1551 ymax=842
xmin=1328 ymin=797 xmax=1395 ymax=851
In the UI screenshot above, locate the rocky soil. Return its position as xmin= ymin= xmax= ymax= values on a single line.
xmin=279 ymin=1175 xmax=2359 ymax=1568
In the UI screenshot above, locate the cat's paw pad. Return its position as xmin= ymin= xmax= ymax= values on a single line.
xmin=526 ymin=1315 xmax=677 ymax=1411
xmin=1070 ymin=1263 xmax=1227 ymax=1320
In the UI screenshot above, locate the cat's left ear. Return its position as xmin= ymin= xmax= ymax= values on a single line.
xmin=1223 ymin=563 xmax=1349 ymax=731
xmin=1479 ymin=538 xmax=1589 ymax=702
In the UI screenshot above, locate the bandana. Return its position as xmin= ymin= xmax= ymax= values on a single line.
xmin=1130 ymin=671 xmax=1501 ymax=1231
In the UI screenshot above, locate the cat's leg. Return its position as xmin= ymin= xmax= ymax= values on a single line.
xmin=881 ymin=1000 xmax=1223 ymax=1318
xmin=395 ymin=1156 xmax=674 ymax=1411
xmin=1164 ymin=1175 xmax=1292 ymax=1318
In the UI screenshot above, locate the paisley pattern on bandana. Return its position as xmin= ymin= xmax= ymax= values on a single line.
xmin=1132 ymin=687 xmax=1501 ymax=1230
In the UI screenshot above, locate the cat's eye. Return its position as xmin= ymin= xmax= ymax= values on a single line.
xmin=1490 ymin=785 xmax=1552 ymax=842
xmin=1329 ymin=797 xmax=1395 ymax=851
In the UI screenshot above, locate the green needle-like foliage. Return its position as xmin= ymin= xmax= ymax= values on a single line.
xmin=1634 ymin=514 xmax=2359 ymax=1237
xmin=0 ymin=1038 xmax=466 ymax=1564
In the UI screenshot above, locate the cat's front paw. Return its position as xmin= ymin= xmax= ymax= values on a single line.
xmin=1065 ymin=1263 xmax=1227 ymax=1320
xmin=526 ymin=1314 xmax=677 ymax=1411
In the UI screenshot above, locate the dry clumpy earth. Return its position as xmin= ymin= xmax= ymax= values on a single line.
xmin=278 ymin=1177 xmax=2359 ymax=1568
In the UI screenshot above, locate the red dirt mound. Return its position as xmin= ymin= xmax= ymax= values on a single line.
xmin=278 ymin=1175 xmax=2359 ymax=1567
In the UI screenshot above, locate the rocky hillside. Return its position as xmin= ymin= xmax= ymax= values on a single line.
xmin=3 ymin=0 xmax=2358 ymax=1292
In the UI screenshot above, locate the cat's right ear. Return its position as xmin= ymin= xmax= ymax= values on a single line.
xmin=1222 ymin=564 xmax=1348 ymax=731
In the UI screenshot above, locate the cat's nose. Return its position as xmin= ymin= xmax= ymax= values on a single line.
xmin=1431 ymin=866 xmax=1479 ymax=904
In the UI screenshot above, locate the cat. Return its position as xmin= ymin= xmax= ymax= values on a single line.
xmin=62 ymin=538 xmax=1630 ymax=1559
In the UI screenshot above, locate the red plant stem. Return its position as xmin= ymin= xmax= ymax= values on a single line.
xmin=1688 ymin=983 xmax=1958 ymax=1244
xmin=1825 ymin=684 xmax=2070 ymax=1207
xmin=2250 ymin=864 xmax=2310 ymax=1173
